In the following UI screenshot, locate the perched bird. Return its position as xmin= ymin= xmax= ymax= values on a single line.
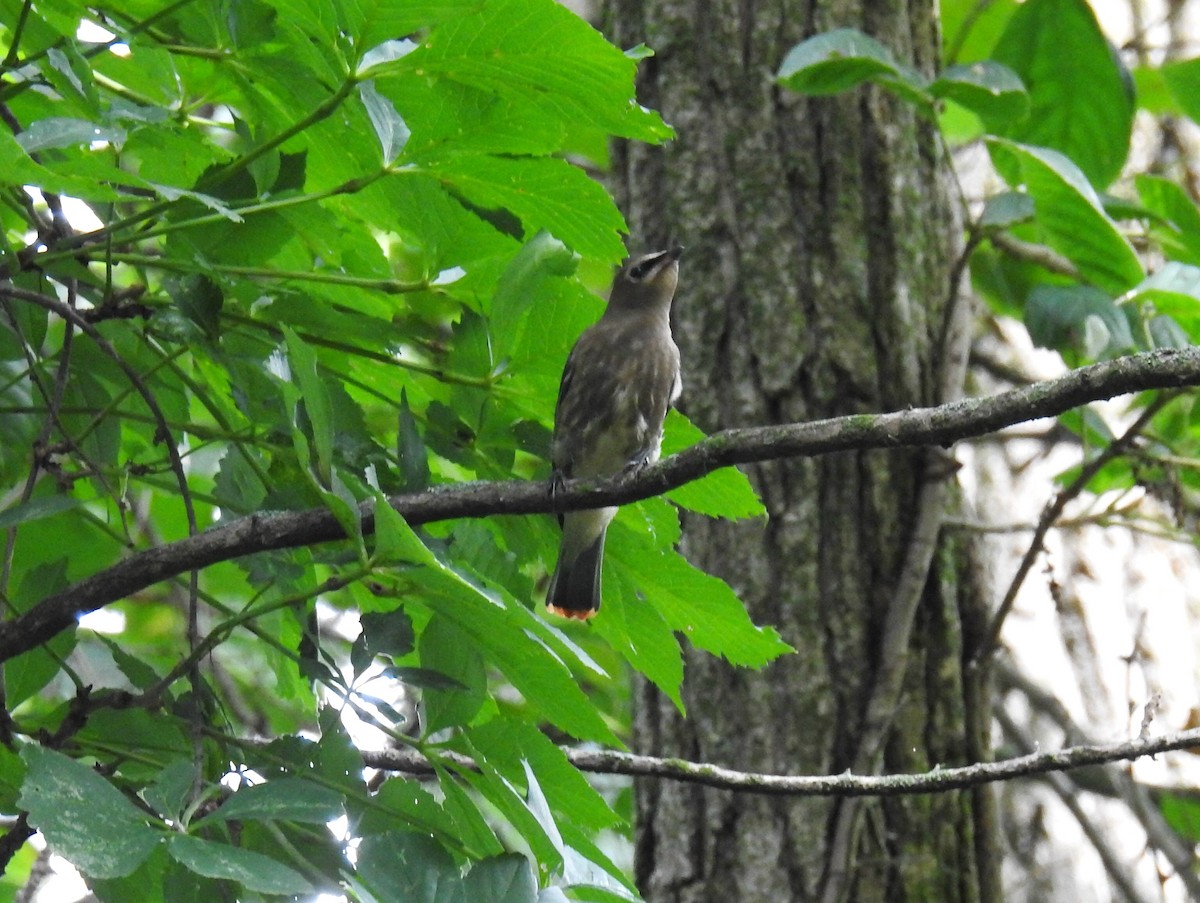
xmin=546 ymin=246 xmax=684 ymax=619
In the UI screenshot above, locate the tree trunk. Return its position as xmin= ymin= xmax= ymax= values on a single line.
xmin=602 ymin=1 xmax=1000 ymax=900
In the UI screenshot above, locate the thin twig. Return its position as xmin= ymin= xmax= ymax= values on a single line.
xmin=997 ymin=663 xmax=1200 ymax=898
xmin=972 ymin=393 xmax=1175 ymax=666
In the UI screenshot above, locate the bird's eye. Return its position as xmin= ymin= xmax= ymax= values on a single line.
xmin=629 ymin=259 xmax=654 ymax=280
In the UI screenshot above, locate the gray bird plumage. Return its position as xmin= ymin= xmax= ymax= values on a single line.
xmin=546 ymin=246 xmax=683 ymax=619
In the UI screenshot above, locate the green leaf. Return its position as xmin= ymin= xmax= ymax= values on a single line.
xmin=490 ymin=231 xmax=580 ymax=361
xmin=462 ymin=854 xmax=538 ymax=902
xmin=397 ymin=389 xmax=432 ymax=492
xmin=929 ymin=61 xmax=1028 ymax=124
xmin=357 ymin=608 xmax=417 ymax=661
xmin=200 ymin=776 xmax=345 ymax=825
xmin=990 ymin=0 xmax=1132 ymax=187
xmin=19 ymin=745 xmax=160 ymax=879
xmin=979 ymin=191 xmax=1035 ymax=230
xmin=418 ymin=611 xmax=488 ymax=733
xmin=142 ymin=760 xmax=196 ymax=823
xmin=167 ymin=835 xmax=313 ymax=895
xmin=609 ymin=512 xmax=792 ymax=669
xmin=372 ymin=493 xmax=438 ymax=566
xmin=7 ymin=560 xmax=75 ymax=707
xmin=1161 ymin=57 xmax=1200 ymax=125
xmin=15 ymin=117 xmax=126 ymax=153
xmin=393 ymin=0 xmax=671 ymax=144
xmin=0 ymin=494 xmax=82 ymax=529
xmin=940 ymin=0 xmax=1020 ymax=63
xmin=463 ymin=717 xmax=620 ymax=836
xmin=1136 ymin=173 xmax=1200 ymax=265
xmin=1126 ymin=263 xmax=1200 ymax=344
xmin=987 ymin=139 xmax=1143 ymax=292
xmin=355 ymin=831 xmax=464 ymax=903
xmin=451 ymin=749 xmax=563 ymax=874
xmin=1131 ymin=262 xmax=1200 ymax=301
xmin=371 ymin=514 xmax=620 ymax=744
xmin=1024 ymin=284 xmax=1135 ymax=358
xmin=359 ymin=80 xmax=410 ymax=164
xmin=425 ymin=155 xmax=627 ymax=262
xmin=1147 ymin=315 xmax=1191 ymax=350
xmin=1159 ymin=790 xmax=1200 ymax=843
xmin=777 ymin=28 xmax=927 ymax=101
xmin=661 ymin=410 xmax=765 ymax=519
xmin=0 ymin=744 xmax=26 ymax=813
xmin=283 ymin=326 xmax=335 ymax=486
xmin=433 ymin=763 xmax=506 ymax=856
xmin=594 ymin=564 xmax=685 ymax=709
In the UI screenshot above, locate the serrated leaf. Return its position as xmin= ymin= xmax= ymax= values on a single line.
xmin=593 ymin=567 xmax=685 ymax=710
xmin=393 ymin=0 xmax=671 ymax=144
xmin=356 ymin=831 xmax=464 ymax=903
xmin=201 ymin=776 xmax=344 ymax=824
xmin=464 ymin=718 xmax=620 ymax=836
xmin=463 ymin=853 xmax=539 ymax=903
xmin=608 ymin=523 xmax=792 ymax=669
xmin=419 ymin=612 xmax=487 ymax=733
xmin=168 ymin=835 xmax=312 ymax=895
xmin=990 ymin=0 xmax=1132 ymax=187
xmin=16 ymin=117 xmax=126 ymax=153
xmin=397 ymin=389 xmax=432 ymax=492
xmin=987 ymin=139 xmax=1143 ymax=292
xmin=490 ymin=231 xmax=580 ymax=359
xmin=661 ymin=410 xmax=765 ymax=519
xmin=283 ymin=326 xmax=334 ymax=486
xmin=372 ymin=517 xmax=619 ymax=744
xmin=359 ymin=80 xmax=410 ymax=164
xmin=359 ymin=608 xmax=417 ymax=658
xmin=372 ymin=493 xmax=438 ymax=565
xmin=0 ymin=494 xmax=82 ymax=529
xmin=452 ymin=750 xmax=563 ymax=873
xmin=425 ymin=154 xmax=627 ymax=261
xmin=142 ymin=760 xmax=196 ymax=823
xmin=20 ymin=746 xmax=160 ymax=879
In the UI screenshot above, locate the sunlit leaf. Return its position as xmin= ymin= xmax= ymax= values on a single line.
xmin=20 ymin=746 xmax=160 ymax=879
xmin=990 ymin=0 xmax=1132 ymax=187
xmin=988 ymin=139 xmax=1143 ymax=292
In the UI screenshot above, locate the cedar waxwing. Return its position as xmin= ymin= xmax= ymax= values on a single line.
xmin=546 ymin=246 xmax=684 ymax=619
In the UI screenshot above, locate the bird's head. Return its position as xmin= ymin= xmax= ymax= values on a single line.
xmin=607 ymin=246 xmax=683 ymax=313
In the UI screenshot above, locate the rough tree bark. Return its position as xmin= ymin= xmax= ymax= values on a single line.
xmin=602 ymin=1 xmax=1001 ymax=900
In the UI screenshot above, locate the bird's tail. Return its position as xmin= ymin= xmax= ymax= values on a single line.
xmin=546 ymin=519 xmax=608 ymax=619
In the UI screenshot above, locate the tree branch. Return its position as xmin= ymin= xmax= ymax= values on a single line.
xmin=3 ymin=346 xmax=1200 ymax=663
xmin=364 ymin=726 xmax=1200 ymax=797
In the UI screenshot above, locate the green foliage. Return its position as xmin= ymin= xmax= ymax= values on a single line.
xmin=0 ymin=1 xmax=782 ymax=900
xmin=779 ymin=0 xmax=1200 ymax=514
